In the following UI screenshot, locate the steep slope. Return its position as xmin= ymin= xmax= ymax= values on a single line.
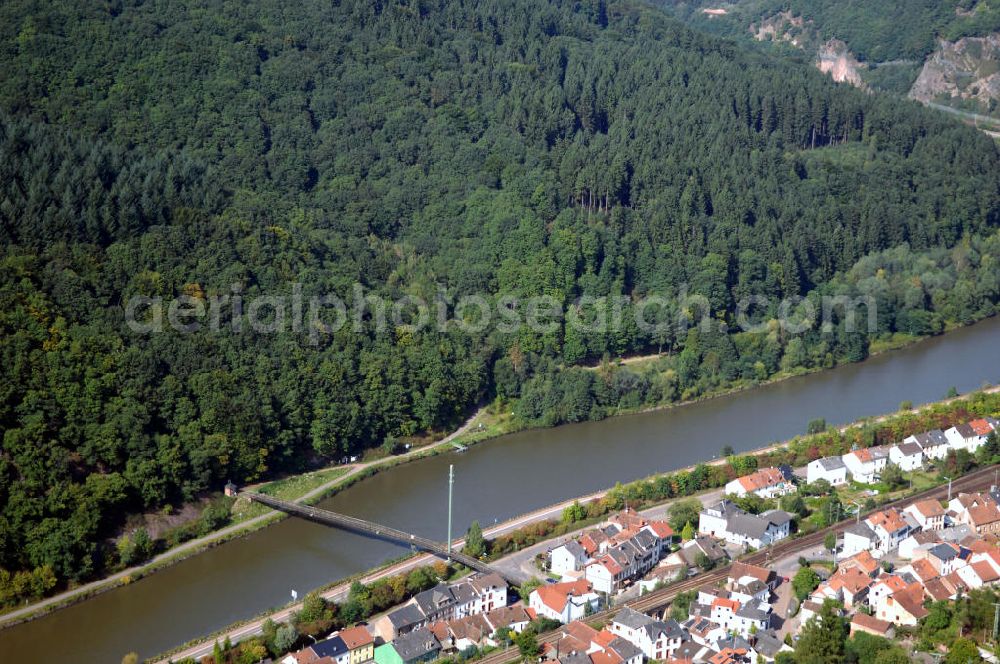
xmin=0 ymin=0 xmax=999 ymax=601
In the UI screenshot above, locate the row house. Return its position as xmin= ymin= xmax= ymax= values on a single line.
xmin=375 ymin=573 xmax=509 ymax=642
xmin=903 ymin=429 xmax=949 ymax=460
xmin=584 ymin=530 xmax=660 ymax=594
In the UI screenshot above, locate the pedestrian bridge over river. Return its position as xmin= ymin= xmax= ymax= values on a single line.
xmin=241 ymin=490 xmax=523 ymax=585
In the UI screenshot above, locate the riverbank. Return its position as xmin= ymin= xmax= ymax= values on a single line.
xmin=2 ymin=316 xmax=992 ymax=629
xmin=153 ymin=384 xmax=1000 ymax=663
xmin=0 ymin=408 xmax=495 ymax=629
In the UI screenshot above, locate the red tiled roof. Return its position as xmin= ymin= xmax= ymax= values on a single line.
xmin=712 ymin=597 xmax=741 ymax=612
xmin=737 ymin=467 xmax=786 ymax=492
xmin=645 ymin=521 xmax=675 ymax=539
xmin=972 ymin=560 xmax=1000 ymax=584
xmin=891 ymin=584 xmax=929 ymax=619
xmin=841 ymin=550 xmax=879 ymax=575
xmin=534 ymin=580 xmax=593 ymax=613
xmin=867 ymin=508 xmax=907 ymax=534
xmin=908 ymin=559 xmax=939 ymax=583
xmin=729 ymin=561 xmax=774 ymax=585
xmin=828 ymin=567 xmax=874 ymax=595
xmin=563 ymin=620 xmax=599 ymax=644
xmin=910 ymin=500 xmax=945 ymax=518
xmin=339 ymin=625 xmax=374 ymax=649
xmin=851 ymin=612 xmax=892 ymax=635
xmin=875 ymin=575 xmax=908 ymax=594
xmin=593 ymin=555 xmax=624 ymax=576
xmin=590 ymin=650 xmax=623 ymax=664
xmin=970 ymin=419 xmax=995 ymax=436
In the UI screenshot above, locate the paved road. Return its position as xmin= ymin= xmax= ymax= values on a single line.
xmin=0 ymin=408 xmax=488 ymax=629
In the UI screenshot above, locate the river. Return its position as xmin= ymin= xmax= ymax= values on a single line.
xmin=2 ymin=317 xmax=1000 ymax=662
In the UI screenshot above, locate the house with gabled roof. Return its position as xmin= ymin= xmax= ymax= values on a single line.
xmin=956 ymin=559 xmax=1000 ymax=589
xmin=838 ymin=550 xmax=879 ymax=577
xmin=609 ymin=607 xmax=687 ymax=660
xmin=551 ymin=541 xmax=590 ymax=577
xmin=871 ymin=581 xmax=927 ymax=626
xmin=945 ymin=421 xmax=993 ymax=453
xmin=698 ymin=501 xmax=791 ymax=549
xmin=889 ymin=441 xmax=924 ymax=471
xmin=806 ymin=456 xmax=848 ymax=486
xmin=905 ymin=429 xmax=949 ymax=460
xmin=904 ymin=499 xmax=946 ymax=531
xmin=724 ymin=466 xmax=795 ymax=499
xmin=950 ymin=492 xmax=1000 ymax=535
xmin=841 ymin=447 xmax=889 ymax=484
xmin=529 ymin=580 xmax=600 ymax=624
xmin=850 ymin=613 xmax=894 ymax=639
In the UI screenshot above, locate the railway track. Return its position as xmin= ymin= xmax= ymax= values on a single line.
xmin=473 ymin=463 xmax=1000 ymax=664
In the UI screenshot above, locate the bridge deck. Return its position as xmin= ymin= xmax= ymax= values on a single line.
xmin=242 ymin=491 xmax=522 ymax=585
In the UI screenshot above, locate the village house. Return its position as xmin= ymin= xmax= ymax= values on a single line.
xmin=529 ymin=580 xmax=600 ymax=623
xmin=374 ymin=573 xmax=508 ymax=642
xmin=916 ymin=542 xmax=967 ymax=576
xmin=608 ymin=607 xmax=687 ymax=660
xmin=551 ymin=541 xmax=590 ymax=577
xmin=724 ymin=466 xmax=795 ymax=499
xmin=806 ymin=456 xmax=848 ymax=486
xmin=484 ymin=605 xmax=532 ymax=635
xmin=698 ymin=500 xmax=792 ymax=549
xmin=811 ymin=566 xmax=873 ymax=609
xmin=888 ymin=441 xmax=924 ymax=471
xmin=905 ymin=429 xmax=949 ymax=460
xmin=678 ymin=536 xmax=729 ymax=568
xmin=843 ymin=507 xmax=915 ymax=558
xmin=950 ymin=492 xmax=1000 ymax=535
xmin=956 ymin=559 xmax=1000 ymax=589
xmin=850 ymin=613 xmax=895 ymax=639
xmin=838 ymin=550 xmax=880 ymax=578
xmin=904 ymin=499 xmax=946 ymax=531
xmin=946 ymin=420 xmax=995 ymax=453
xmin=870 ymin=581 xmax=928 ymax=626
xmin=339 ymin=626 xmax=375 ymax=664
xmin=841 ymin=447 xmax=889 ymax=484
xmin=374 ymin=628 xmax=441 ymax=664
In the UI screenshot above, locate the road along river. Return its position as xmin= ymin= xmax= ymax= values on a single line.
xmin=1 ymin=316 xmax=999 ymax=662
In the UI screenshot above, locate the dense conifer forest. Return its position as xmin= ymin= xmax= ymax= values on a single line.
xmin=1 ymin=0 xmax=999 ymax=596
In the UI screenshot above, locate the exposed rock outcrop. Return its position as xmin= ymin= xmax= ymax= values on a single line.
xmin=909 ymin=34 xmax=1000 ymax=108
xmin=817 ymin=39 xmax=867 ymax=88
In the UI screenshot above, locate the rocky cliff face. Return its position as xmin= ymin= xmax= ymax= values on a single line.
xmin=817 ymin=39 xmax=867 ymax=88
xmin=909 ymin=34 xmax=1000 ymax=108
xmin=750 ymin=13 xmax=867 ymax=89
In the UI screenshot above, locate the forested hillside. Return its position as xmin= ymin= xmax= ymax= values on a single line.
xmin=662 ymin=0 xmax=1000 ymax=62
xmin=1 ymin=0 xmax=999 ymax=596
